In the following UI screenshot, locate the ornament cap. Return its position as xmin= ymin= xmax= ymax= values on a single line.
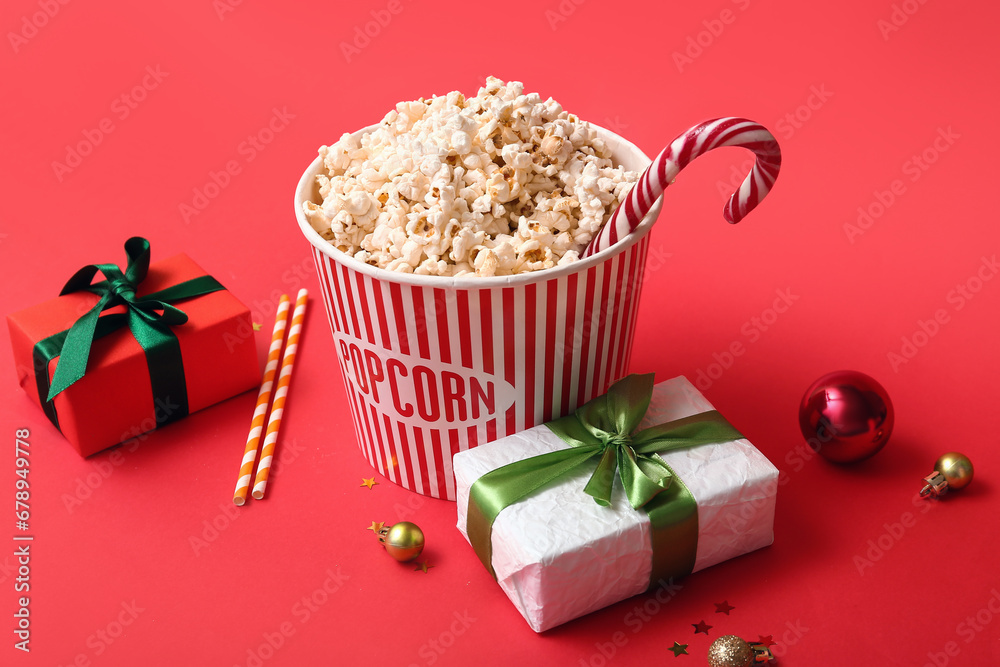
xmin=748 ymin=642 xmax=775 ymax=663
xmin=920 ymin=471 xmax=948 ymax=499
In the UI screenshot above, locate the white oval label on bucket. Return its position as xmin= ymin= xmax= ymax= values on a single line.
xmin=334 ymin=333 xmax=517 ymax=430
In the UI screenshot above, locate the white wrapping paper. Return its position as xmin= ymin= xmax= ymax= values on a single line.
xmin=454 ymin=376 xmax=778 ymax=632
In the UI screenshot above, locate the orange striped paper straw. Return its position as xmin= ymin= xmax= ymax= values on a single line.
xmin=252 ymin=288 xmax=308 ymax=500
xmin=233 ymin=294 xmax=291 ymax=506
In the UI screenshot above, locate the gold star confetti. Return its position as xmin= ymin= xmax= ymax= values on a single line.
xmin=714 ymin=600 xmax=735 ymax=615
xmin=413 ymin=560 xmax=434 ymax=573
xmin=252 ymin=322 xmax=262 ymax=331
xmin=366 ymin=521 xmax=385 ymax=533
xmin=360 ymin=477 xmax=379 ymax=489
xmin=668 ymin=642 xmax=688 ymax=657
xmin=693 ymin=620 xmax=712 ymax=634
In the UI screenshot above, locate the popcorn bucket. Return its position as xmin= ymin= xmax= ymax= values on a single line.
xmin=295 ymin=124 xmax=661 ymax=500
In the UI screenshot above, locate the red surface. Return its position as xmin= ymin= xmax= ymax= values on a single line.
xmin=7 ymin=254 xmax=259 ymax=456
xmin=2 ymin=1 xmax=999 ymax=665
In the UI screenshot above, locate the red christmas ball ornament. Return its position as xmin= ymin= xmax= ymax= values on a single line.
xmin=798 ymin=371 xmax=894 ymax=463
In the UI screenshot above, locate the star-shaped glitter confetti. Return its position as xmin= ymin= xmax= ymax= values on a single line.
xmin=252 ymin=322 xmax=262 ymax=331
xmin=757 ymin=635 xmax=776 ymax=648
xmin=714 ymin=600 xmax=735 ymax=615
xmin=366 ymin=521 xmax=385 ymax=533
xmin=413 ymin=560 xmax=434 ymax=573
xmin=668 ymin=642 xmax=688 ymax=657
xmin=360 ymin=477 xmax=379 ymax=489
xmin=692 ymin=620 xmax=712 ymax=634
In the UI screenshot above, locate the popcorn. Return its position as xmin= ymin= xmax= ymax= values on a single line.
xmin=304 ymin=77 xmax=640 ymax=277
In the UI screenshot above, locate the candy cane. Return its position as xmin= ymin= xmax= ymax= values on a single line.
xmin=582 ymin=117 xmax=781 ymax=257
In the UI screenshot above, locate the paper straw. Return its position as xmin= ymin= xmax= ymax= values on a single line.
xmin=233 ymin=295 xmax=292 ymax=506
xmin=252 ymin=288 xmax=308 ymax=500
xmin=582 ymin=117 xmax=781 ymax=257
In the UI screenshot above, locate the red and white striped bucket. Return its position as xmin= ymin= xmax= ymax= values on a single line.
xmin=294 ymin=124 xmax=662 ymax=500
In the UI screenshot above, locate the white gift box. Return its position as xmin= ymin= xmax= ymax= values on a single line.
xmin=454 ymin=376 xmax=779 ymax=632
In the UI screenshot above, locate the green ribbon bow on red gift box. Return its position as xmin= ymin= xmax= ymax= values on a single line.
xmin=33 ymin=237 xmax=225 ymax=430
xmin=466 ymin=373 xmax=744 ymax=587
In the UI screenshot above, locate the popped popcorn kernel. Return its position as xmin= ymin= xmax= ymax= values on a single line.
xmin=304 ymin=77 xmax=639 ymax=277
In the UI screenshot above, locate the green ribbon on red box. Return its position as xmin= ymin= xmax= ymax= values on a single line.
xmin=466 ymin=373 xmax=743 ymax=588
xmin=32 ymin=237 xmax=225 ymax=432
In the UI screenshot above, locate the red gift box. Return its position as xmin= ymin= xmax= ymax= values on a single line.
xmin=7 ymin=249 xmax=260 ymax=456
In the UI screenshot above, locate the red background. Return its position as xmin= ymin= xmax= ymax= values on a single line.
xmin=3 ymin=0 xmax=999 ymax=665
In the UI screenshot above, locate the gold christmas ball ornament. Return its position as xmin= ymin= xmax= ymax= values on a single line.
xmin=707 ymin=636 xmax=753 ymax=667
xmin=920 ymin=452 xmax=974 ymax=499
xmin=707 ymin=635 xmax=774 ymax=667
xmin=935 ymin=452 xmax=974 ymax=489
xmin=378 ymin=521 xmax=425 ymax=562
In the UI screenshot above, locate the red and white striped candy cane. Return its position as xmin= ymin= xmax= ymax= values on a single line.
xmin=582 ymin=117 xmax=781 ymax=258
